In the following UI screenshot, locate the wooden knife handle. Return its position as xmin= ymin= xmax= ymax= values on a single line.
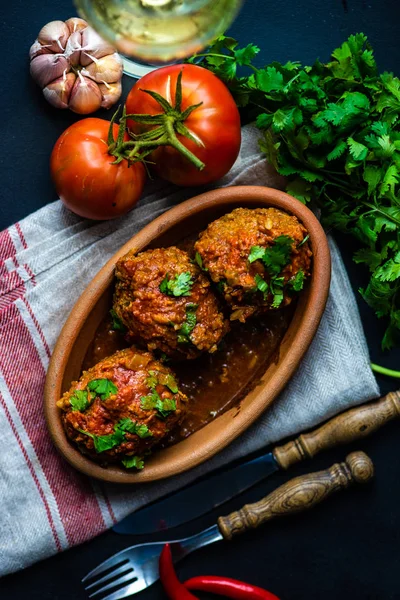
xmin=273 ymin=391 xmax=400 ymax=470
xmin=217 ymin=451 xmax=373 ymax=540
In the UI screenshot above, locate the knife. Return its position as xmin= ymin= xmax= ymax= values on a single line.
xmin=113 ymin=390 xmax=400 ymax=535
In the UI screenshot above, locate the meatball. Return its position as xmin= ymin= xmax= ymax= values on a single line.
xmin=113 ymin=246 xmax=229 ymax=359
xmin=57 ymin=347 xmax=188 ymax=468
xmin=194 ymin=208 xmax=312 ymax=322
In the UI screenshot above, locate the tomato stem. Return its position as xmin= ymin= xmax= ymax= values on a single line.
xmin=107 ymin=70 xmax=206 ymax=171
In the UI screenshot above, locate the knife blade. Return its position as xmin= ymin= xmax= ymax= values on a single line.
xmin=113 ymin=390 xmax=400 ymax=535
xmin=113 ymin=452 xmax=278 ymax=534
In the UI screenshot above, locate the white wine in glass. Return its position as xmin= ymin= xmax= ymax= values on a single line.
xmin=75 ymin=0 xmax=243 ymax=77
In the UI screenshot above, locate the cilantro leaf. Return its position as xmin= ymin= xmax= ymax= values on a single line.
xmin=122 ymin=456 xmax=144 ymax=470
xmin=177 ymin=303 xmax=198 ymax=344
xmin=216 ymin=280 xmax=226 ymax=295
xmin=248 ymin=246 xmax=266 ymax=263
xmin=270 ymin=276 xmax=285 ymax=308
xmin=70 ymin=390 xmax=92 ymax=412
xmin=234 ymin=43 xmax=260 ymax=65
xmin=347 ymin=137 xmax=368 ymax=161
xmin=79 ymin=428 xmax=125 ymax=453
xmin=194 ymin=251 xmax=207 ymax=271
xmin=140 ymin=390 xmax=177 ymax=419
xmin=261 ymin=236 xmax=294 ymax=275
xmin=158 ymin=373 xmax=179 ymax=393
xmin=117 ymin=418 xmax=153 ymax=439
xmin=290 ymin=270 xmax=305 ymax=292
xmin=159 ymin=272 xmax=193 ymax=297
xmin=109 ymin=308 xmax=126 ymax=332
xmin=146 ymin=370 xmax=179 ymax=394
xmin=255 ymin=66 xmax=284 ymax=93
xmin=88 ymin=379 xmax=118 ymax=401
xmin=78 ymin=416 xmax=152 ymax=453
xmin=254 ymin=274 xmax=268 ymax=296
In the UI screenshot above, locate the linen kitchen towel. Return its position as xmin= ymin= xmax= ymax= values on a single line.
xmin=0 ymin=124 xmax=379 ymax=576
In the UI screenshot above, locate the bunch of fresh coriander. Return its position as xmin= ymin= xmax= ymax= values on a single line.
xmin=189 ymin=33 xmax=400 ymax=350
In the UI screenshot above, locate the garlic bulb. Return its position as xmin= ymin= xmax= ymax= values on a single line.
xmin=30 ymin=18 xmax=123 ymax=114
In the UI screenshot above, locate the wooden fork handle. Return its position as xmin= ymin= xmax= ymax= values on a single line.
xmin=217 ymin=451 xmax=374 ymax=540
xmin=273 ymin=391 xmax=400 ymax=470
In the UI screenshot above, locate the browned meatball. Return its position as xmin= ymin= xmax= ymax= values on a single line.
xmin=113 ymin=246 xmax=229 ymax=359
xmin=57 ymin=347 xmax=188 ymax=469
xmin=194 ymin=208 xmax=312 ymax=322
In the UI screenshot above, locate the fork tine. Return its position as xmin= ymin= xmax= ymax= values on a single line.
xmin=82 ymin=553 xmax=130 ymax=583
xmin=87 ymin=571 xmax=138 ymax=599
xmin=84 ymin=563 xmax=134 ymax=591
xmin=88 ymin=579 xmax=146 ymax=600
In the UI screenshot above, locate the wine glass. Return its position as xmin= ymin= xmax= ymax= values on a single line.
xmin=74 ymin=0 xmax=243 ymax=78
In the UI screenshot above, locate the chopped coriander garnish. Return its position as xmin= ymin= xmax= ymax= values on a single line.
xmin=159 ymin=272 xmax=194 ymax=297
xmin=194 ymin=251 xmax=208 ymax=271
xmin=270 ymin=276 xmax=285 ymax=308
xmin=147 ymin=370 xmax=179 ymax=394
xmin=254 ymin=273 xmax=269 ymax=297
xmin=146 ymin=370 xmax=158 ymax=390
xmin=79 ymin=417 xmax=153 ymax=453
xmin=140 ymin=390 xmax=177 ymax=419
xmin=117 ymin=417 xmax=153 ymax=439
xmin=88 ymin=379 xmax=118 ymax=401
xmin=79 ymin=428 xmax=125 ymax=453
xmin=290 ymin=270 xmax=305 ymax=292
xmin=163 ymin=374 xmax=179 ymax=394
xmin=177 ymin=303 xmax=198 ymax=344
xmin=298 ymin=234 xmax=310 ymax=248
xmin=158 ymin=372 xmax=179 ymax=393
xmin=109 ymin=308 xmax=126 ymax=332
xmin=122 ymin=456 xmax=145 ymax=470
xmin=248 ymin=246 xmax=266 ymax=264
xmin=70 ymin=390 xmax=92 ymax=412
xmin=249 ymin=236 xmax=294 ymax=276
xmin=216 ymin=279 xmax=226 ymax=295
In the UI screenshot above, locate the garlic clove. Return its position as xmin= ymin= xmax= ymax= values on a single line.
xmin=37 ymin=20 xmax=70 ymax=53
xmin=64 ymin=30 xmax=82 ymax=66
xmin=65 ymin=17 xmax=88 ymax=34
xmin=98 ymin=81 xmax=122 ymax=109
xmin=43 ymin=72 xmax=76 ymax=109
xmin=80 ymin=27 xmax=117 ymax=66
xmin=30 ymin=54 xmax=70 ymax=88
xmin=81 ymin=52 xmax=123 ymax=83
xmin=29 ymin=39 xmax=53 ymax=60
xmin=69 ymin=73 xmax=102 ymax=114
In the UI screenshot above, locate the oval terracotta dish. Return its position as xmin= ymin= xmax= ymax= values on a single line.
xmin=44 ymin=186 xmax=331 ymax=483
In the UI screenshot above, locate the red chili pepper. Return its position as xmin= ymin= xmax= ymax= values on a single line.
xmin=183 ymin=575 xmax=281 ymax=600
xmin=159 ymin=543 xmax=198 ymax=600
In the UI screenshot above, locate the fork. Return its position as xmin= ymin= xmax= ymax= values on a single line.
xmin=82 ymin=451 xmax=373 ymax=600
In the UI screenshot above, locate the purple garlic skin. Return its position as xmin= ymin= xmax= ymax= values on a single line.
xmin=30 ymin=18 xmax=123 ymax=113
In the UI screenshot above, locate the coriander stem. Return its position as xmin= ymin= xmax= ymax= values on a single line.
xmin=193 ymin=52 xmax=235 ymax=60
xmin=371 ymin=363 xmax=400 ymax=379
xmin=362 ymin=202 xmax=400 ymax=227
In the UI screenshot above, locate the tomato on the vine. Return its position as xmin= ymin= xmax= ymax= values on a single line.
xmin=50 ymin=118 xmax=146 ymax=220
xmin=125 ymin=64 xmax=241 ymax=187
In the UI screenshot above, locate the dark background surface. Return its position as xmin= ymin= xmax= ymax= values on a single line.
xmin=1 ymin=0 xmax=400 ymax=598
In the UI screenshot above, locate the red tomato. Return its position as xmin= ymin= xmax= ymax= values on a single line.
xmin=50 ymin=118 xmax=146 ymax=220
xmin=125 ymin=64 xmax=241 ymax=186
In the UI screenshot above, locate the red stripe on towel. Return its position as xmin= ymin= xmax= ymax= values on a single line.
xmin=0 ymin=229 xmax=15 ymax=261
xmin=0 ymin=392 xmax=62 ymax=552
xmin=0 ymin=303 xmax=106 ymax=546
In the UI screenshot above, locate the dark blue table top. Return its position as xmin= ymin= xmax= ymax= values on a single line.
xmin=1 ymin=1 xmax=400 ymax=598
